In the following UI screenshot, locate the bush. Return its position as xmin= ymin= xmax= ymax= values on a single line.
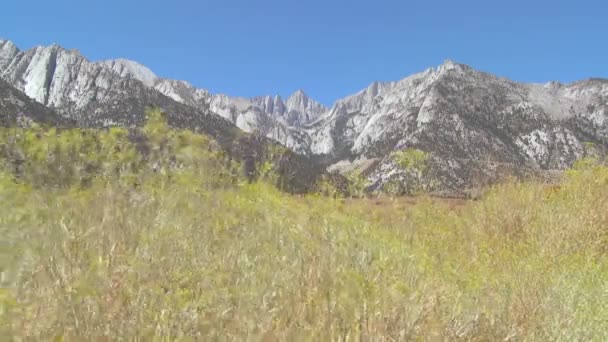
xmin=2 ymin=120 xmax=608 ymax=339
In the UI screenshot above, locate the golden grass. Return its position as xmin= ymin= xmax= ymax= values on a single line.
xmin=2 ymin=161 xmax=608 ymax=340
xmin=1 ymin=115 xmax=607 ymax=340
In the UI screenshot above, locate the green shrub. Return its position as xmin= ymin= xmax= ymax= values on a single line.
xmin=2 ymin=120 xmax=608 ymax=340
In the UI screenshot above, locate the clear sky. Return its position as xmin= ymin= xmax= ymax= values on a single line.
xmin=1 ymin=0 xmax=606 ymax=105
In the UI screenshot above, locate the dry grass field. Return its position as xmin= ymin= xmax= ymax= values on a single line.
xmin=1 ymin=112 xmax=607 ymax=340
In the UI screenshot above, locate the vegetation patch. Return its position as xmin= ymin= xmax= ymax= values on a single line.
xmin=1 ymin=114 xmax=608 ymax=340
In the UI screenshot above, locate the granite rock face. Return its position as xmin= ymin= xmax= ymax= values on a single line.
xmin=1 ymin=38 xmax=606 ymax=194
xmin=0 ymin=78 xmax=71 ymax=127
xmin=0 ymin=39 xmax=240 ymax=139
xmin=298 ymin=61 xmax=607 ymax=193
xmin=0 ymin=38 xmax=326 ymax=193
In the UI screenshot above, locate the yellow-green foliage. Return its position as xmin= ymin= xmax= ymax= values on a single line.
xmin=386 ymin=148 xmax=432 ymax=195
xmin=259 ymin=143 xmax=286 ymax=183
xmin=392 ymin=148 xmax=429 ymax=174
xmin=345 ymin=170 xmax=368 ymax=198
xmin=1 ymin=115 xmax=608 ymax=339
xmin=314 ymin=173 xmax=343 ymax=198
xmin=0 ymin=108 xmax=239 ymax=190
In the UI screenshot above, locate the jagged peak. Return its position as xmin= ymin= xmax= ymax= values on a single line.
xmin=289 ymin=89 xmax=307 ymax=98
xmin=328 ymin=61 xmax=479 ymax=113
xmin=410 ymin=59 xmax=471 ymax=79
xmin=13 ymin=42 xmax=88 ymax=64
xmin=156 ymin=78 xmax=192 ymax=87
xmin=286 ymin=90 xmax=307 ymax=103
xmin=2 ymin=39 xmax=164 ymax=91
xmin=440 ymin=59 xmax=471 ymax=68
xmin=365 ymin=81 xmax=390 ymax=96
xmin=0 ymin=38 xmax=16 ymax=48
xmin=286 ymin=89 xmax=327 ymax=111
xmin=544 ymin=80 xmax=563 ymax=89
xmin=431 ymin=59 xmax=470 ymax=74
xmin=154 ymin=78 xmax=207 ymax=94
xmin=332 ymin=80 xmax=394 ymax=108
xmin=0 ymin=39 xmax=19 ymax=63
xmin=97 ymin=58 xmax=158 ymax=87
xmin=441 ymin=59 xmax=457 ymax=67
xmin=35 ymin=43 xmax=66 ymax=54
xmin=250 ymin=94 xmax=281 ymax=105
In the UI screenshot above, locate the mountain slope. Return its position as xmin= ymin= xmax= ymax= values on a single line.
xmin=153 ymin=79 xmax=327 ymax=139
xmin=97 ymin=58 xmax=158 ymax=87
xmin=308 ymin=61 xmax=607 ymax=193
xmin=0 ymin=38 xmax=330 ymax=193
xmin=0 ymin=78 xmax=72 ymax=127
xmin=2 ymin=37 xmax=607 ymax=194
xmin=0 ymin=38 xmax=326 ymax=152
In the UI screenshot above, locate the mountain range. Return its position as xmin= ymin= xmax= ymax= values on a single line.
xmin=1 ymin=37 xmax=606 ymax=195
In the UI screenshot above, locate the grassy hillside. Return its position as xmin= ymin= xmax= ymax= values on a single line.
xmin=1 ymin=112 xmax=607 ymax=340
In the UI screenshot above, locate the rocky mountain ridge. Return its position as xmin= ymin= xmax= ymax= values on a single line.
xmin=0 ymin=38 xmax=329 ymax=193
xmin=1 ymin=38 xmax=606 ymax=194
xmin=0 ymin=78 xmax=71 ymax=127
xmin=306 ymin=61 xmax=607 ymax=192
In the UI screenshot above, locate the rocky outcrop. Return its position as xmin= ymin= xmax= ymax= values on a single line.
xmin=0 ymin=38 xmax=327 ymax=193
xmin=1 ymin=38 xmax=607 ymax=194
xmin=0 ymin=78 xmax=71 ymax=127
xmin=309 ymin=61 xmax=607 ymax=193
xmin=0 ymin=39 xmax=239 ymax=140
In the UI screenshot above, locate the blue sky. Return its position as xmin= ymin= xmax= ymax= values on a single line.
xmin=2 ymin=0 xmax=606 ymax=105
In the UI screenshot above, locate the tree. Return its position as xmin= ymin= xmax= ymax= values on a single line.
xmin=388 ymin=148 xmax=431 ymax=195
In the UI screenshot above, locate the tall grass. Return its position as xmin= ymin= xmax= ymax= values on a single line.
xmin=1 ymin=116 xmax=607 ymax=339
